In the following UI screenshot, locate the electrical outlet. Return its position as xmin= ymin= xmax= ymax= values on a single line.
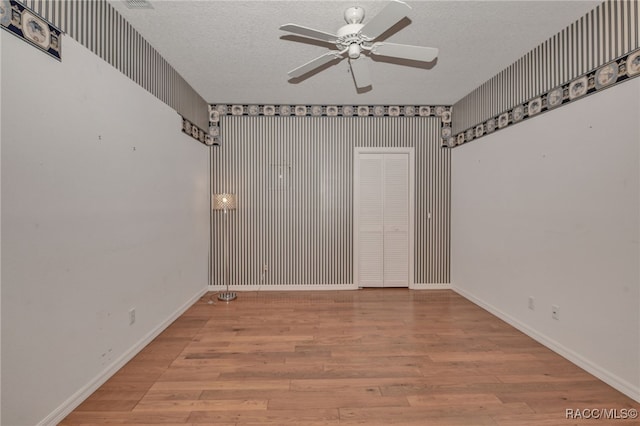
xmin=263 ymin=264 xmax=268 ymax=272
xmin=552 ymin=305 xmax=560 ymax=320
xmin=129 ymin=308 xmax=136 ymax=325
xmin=528 ymin=296 xmax=535 ymax=310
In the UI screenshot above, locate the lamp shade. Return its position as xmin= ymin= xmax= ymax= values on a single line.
xmin=212 ymin=193 xmax=237 ymax=210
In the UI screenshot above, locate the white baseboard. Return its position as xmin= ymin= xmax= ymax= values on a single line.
xmin=452 ymin=285 xmax=640 ymax=403
xmin=411 ymin=283 xmax=452 ymax=290
xmin=207 ymin=284 xmax=359 ymax=291
xmin=40 ymin=287 xmax=208 ymax=426
xmin=207 ymin=284 xmax=452 ymax=292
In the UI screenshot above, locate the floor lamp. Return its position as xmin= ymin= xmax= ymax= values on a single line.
xmin=213 ymin=193 xmax=237 ymax=302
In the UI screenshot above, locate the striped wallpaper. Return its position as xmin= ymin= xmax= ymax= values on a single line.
xmin=17 ymin=0 xmax=209 ymax=130
xmin=211 ymin=116 xmax=450 ymax=288
xmin=453 ymin=0 xmax=640 ymax=135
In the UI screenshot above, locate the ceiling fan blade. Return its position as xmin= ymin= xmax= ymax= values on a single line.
xmin=360 ymin=0 xmax=411 ymax=41
xmin=280 ymin=24 xmax=339 ymax=43
xmin=288 ymin=51 xmax=344 ymax=78
xmin=349 ymin=57 xmax=372 ymax=89
xmin=370 ymin=42 xmax=439 ymax=62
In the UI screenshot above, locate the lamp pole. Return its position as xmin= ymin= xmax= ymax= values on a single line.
xmin=215 ymin=193 xmax=237 ymax=302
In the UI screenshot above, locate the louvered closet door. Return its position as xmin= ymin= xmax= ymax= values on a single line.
xmin=357 ymin=154 xmax=385 ymax=287
xmin=355 ymin=151 xmax=411 ymax=288
xmin=383 ymin=154 xmax=410 ymax=287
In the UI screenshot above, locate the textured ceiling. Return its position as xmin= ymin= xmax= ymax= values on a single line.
xmin=109 ymin=0 xmax=601 ymax=105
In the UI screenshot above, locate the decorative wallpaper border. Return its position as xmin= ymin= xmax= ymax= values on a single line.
xmin=208 ymin=104 xmax=453 ymax=145
xmin=445 ymin=48 xmax=640 ymax=148
xmin=1 ymin=0 xmax=62 ymax=60
xmin=181 ymin=116 xmax=216 ymax=146
xmin=16 ymin=0 xmax=209 ymax=131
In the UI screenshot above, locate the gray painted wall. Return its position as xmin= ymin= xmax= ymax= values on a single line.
xmin=452 ymin=78 xmax=640 ymax=402
xmin=1 ymin=33 xmax=209 ymax=425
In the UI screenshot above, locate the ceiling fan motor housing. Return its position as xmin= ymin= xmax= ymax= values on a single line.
xmin=336 ymin=23 xmax=369 ymax=55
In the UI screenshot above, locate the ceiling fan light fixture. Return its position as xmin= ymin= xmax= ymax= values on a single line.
xmin=348 ymin=44 xmax=361 ymax=59
xmin=344 ymin=6 xmax=365 ymax=24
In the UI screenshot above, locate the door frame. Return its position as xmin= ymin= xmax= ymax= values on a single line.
xmin=353 ymin=147 xmax=415 ymax=289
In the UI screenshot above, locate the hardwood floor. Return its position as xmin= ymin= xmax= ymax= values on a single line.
xmin=61 ymin=289 xmax=640 ymax=425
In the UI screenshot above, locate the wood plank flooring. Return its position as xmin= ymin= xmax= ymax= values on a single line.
xmin=61 ymin=289 xmax=640 ymax=425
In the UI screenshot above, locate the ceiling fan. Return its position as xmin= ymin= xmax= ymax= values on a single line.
xmin=279 ymin=0 xmax=438 ymax=90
